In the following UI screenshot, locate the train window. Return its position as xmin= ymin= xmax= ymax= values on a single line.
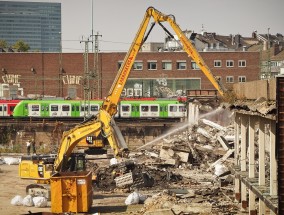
xmin=46 ymin=106 xmax=49 ymax=111
xmin=4 ymin=106 xmax=6 ymax=111
xmin=51 ymin=105 xmax=58 ymax=111
xmin=76 ymin=106 xmax=79 ymax=111
xmin=121 ymin=105 xmax=130 ymax=112
xmin=10 ymin=106 xmax=15 ymax=111
xmin=81 ymin=106 xmax=88 ymax=111
xmin=151 ymin=106 xmax=158 ymax=112
xmin=32 ymin=105 xmax=39 ymax=111
xmin=25 ymin=104 xmax=28 ymax=109
xmin=41 ymin=106 xmax=45 ymax=111
xmin=0 ymin=106 xmax=2 ymax=111
xmin=179 ymin=106 xmax=186 ymax=112
xmin=141 ymin=105 xmax=148 ymax=112
xmin=62 ymin=105 xmax=70 ymax=111
xmin=170 ymin=106 xmax=177 ymax=112
xmin=91 ymin=105 xmax=99 ymax=111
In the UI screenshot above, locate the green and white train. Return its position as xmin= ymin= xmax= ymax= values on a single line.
xmin=12 ymin=99 xmax=187 ymax=119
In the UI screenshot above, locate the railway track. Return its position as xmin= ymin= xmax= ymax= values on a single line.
xmin=0 ymin=117 xmax=183 ymax=127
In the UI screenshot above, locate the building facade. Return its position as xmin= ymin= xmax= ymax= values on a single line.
xmin=0 ymin=51 xmax=259 ymax=99
xmin=0 ymin=1 xmax=61 ymax=52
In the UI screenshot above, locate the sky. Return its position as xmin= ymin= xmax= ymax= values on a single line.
xmin=8 ymin=0 xmax=284 ymax=52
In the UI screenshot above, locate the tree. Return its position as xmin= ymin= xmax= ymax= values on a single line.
xmin=12 ymin=40 xmax=30 ymax=52
xmin=0 ymin=40 xmax=8 ymax=49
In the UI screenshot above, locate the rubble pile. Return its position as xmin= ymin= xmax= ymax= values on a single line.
xmin=139 ymin=188 xmax=240 ymax=215
xmin=91 ymin=112 xmax=240 ymax=213
xmin=132 ymin=117 xmax=235 ymax=172
xmin=94 ymin=160 xmax=184 ymax=191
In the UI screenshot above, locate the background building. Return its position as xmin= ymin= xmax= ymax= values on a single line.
xmin=0 ymin=51 xmax=259 ymax=99
xmin=0 ymin=1 xmax=61 ymax=52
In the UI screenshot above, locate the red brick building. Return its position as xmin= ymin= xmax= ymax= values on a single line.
xmin=0 ymin=51 xmax=259 ymax=99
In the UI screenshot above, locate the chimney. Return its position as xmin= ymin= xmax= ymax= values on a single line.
xmin=235 ymin=34 xmax=241 ymax=48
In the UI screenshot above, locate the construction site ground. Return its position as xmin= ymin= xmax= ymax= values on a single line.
xmin=0 ymin=153 xmax=248 ymax=215
xmin=0 ymin=155 xmax=145 ymax=215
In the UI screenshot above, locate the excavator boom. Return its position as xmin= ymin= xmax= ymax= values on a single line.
xmin=102 ymin=7 xmax=225 ymax=119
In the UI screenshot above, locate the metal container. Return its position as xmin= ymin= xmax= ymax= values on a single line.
xmin=50 ymin=171 xmax=92 ymax=213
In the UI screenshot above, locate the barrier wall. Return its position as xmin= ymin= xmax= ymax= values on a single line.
xmin=233 ymin=78 xmax=276 ymax=100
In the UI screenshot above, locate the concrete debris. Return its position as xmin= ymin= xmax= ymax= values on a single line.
xmin=92 ymin=109 xmax=239 ymax=214
xmin=200 ymin=118 xmax=227 ymax=132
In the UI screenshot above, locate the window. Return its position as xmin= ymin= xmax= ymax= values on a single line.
xmin=226 ymin=60 xmax=234 ymax=67
xmin=91 ymin=105 xmax=99 ymax=111
xmin=214 ymin=60 xmax=222 ymax=67
xmin=133 ymin=61 xmax=143 ymax=70
xmin=117 ymin=61 xmax=123 ymax=70
xmin=81 ymin=106 xmax=88 ymax=111
xmin=0 ymin=107 xmax=2 ymax=111
xmin=141 ymin=105 xmax=149 ymax=112
xmin=62 ymin=105 xmax=70 ymax=111
xmin=226 ymin=76 xmax=234 ymax=83
xmin=177 ymin=61 xmax=186 ymax=70
xmin=238 ymin=76 xmax=246 ymax=82
xmin=122 ymin=105 xmax=130 ymax=112
xmin=179 ymin=105 xmax=186 ymax=112
xmin=32 ymin=105 xmax=39 ymax=111
xmin=51 ymin=105 xmax=58 ymax=111
xmin=238 ymin=60 xmax=246 ymax=67
xmin=170 ymin=106 xmax=177 ymax=112
xmin=151 ymin=106 xmax=158 ymax=112
xmin=162 ymin=61 xmax=172 ymax=70
xmin=191 ymin=61 xmax=200 ymax=70
xmin=147 ymin=61 xmax=157 ymax=70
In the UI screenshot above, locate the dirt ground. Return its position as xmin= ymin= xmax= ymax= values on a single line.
xmin=0 ymin=155 xmax=147 ymax=215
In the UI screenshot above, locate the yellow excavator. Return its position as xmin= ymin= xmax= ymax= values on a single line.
xmin=19 ymin=6 xmax=225 ymax=205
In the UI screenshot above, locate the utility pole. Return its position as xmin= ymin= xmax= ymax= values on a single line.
xmin=58 ymin=31 xmax=63 ymax=97
xmin=90 ymin=32 xmax=102 ymax=99
xmin=80 ymin=37 xmax=92 ymax=119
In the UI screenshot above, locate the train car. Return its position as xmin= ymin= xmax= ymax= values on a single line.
xmin=13 ymin=100 xmax=103 ymax=118
xmin=0 ymin=99 xmax=21 ymax=117
xmin=13 ymin=98 xmax=186 ymax=119
xmin=119 ymin=99 xmax=187 ymax=118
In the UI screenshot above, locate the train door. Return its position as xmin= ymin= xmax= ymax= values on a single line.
xmin=40 ymin=102 xmax=49 ymax=117
xmin=71 ymin=103 xmax=80 ymax=117
xmin=0 ymin=104 xmax=8 ymax=116
xmin=140 ymin=104 xmax=159 ymax=118
xmin=28 ymin=104 xmax=41 ymax=117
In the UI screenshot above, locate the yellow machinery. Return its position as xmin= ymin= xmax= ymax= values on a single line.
xmin=19 ymin=6 xmax=225 ymax=213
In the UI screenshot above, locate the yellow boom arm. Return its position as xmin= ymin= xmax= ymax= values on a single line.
xmin=102 ymin=7 xmax=225 ymax=118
